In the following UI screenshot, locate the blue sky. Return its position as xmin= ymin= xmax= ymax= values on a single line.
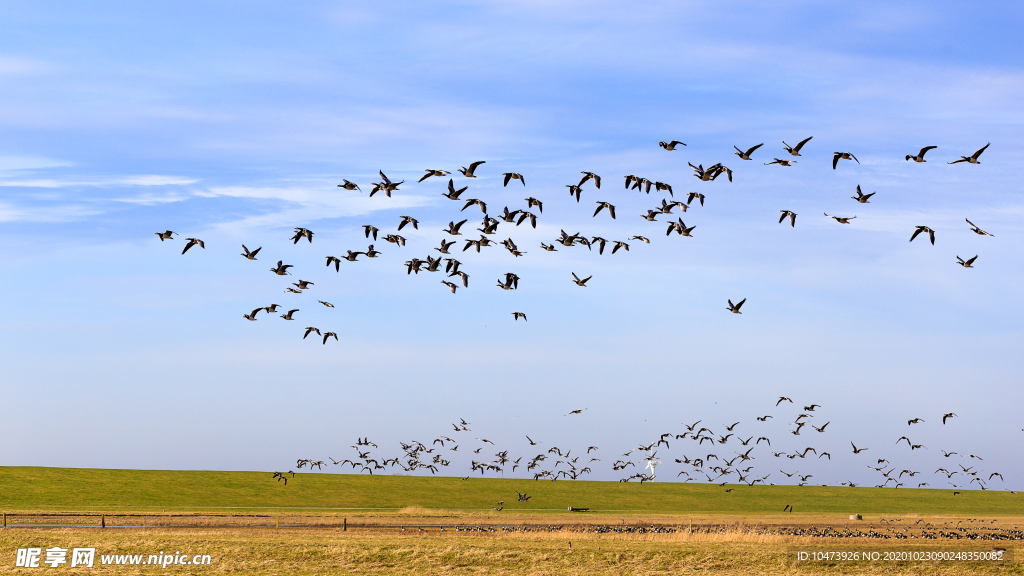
xmin=1 ymin=2 xmax=1022 ymax=489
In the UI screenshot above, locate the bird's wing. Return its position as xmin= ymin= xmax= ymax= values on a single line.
xmin=972 ymin=142 xmax=990 ymax=159
xmin=503 ymin=173 xmax=511 ymax=186
xmin=832 ymin=153 xmax=840 ymax=170
xmin=910 ymin=228 xmax=923 ymax=242
xmin=794 ymin=136 xmax=812 ymax=151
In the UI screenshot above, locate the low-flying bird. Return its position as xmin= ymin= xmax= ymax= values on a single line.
xmin=435 ymin=239 xmax=456 ymax=254
xmin=825 ymin=213 xmax=856 ymax=224
xmin=462 ymin=198 xmax=487 ymax=213
xmin=832 ymin=151 xmax=859 ymax=169
xmin=965 ymin=219 xmax=993 ymax=236
xmin=851 ymin=185 xmax=875 ymax=203
xmin=579 ymin=171 xmax=601 ymax=189
xmin=779 ymin=210 xmax=797 ymax=227
xmin=363 ymin=225 xmax=379 ymax=240
xmin=524 ymin=196 xmax=543 ymax=213
xmin=687 ymin=192 xmax=705 ymax=206
xmin=571 ymin=272 xmax=592 ymax=287
xmin=727 ymin=298 xmax=746 ymax=314
xmin=783 ymin=136 xmax=813 ymax=156
xmin=630 ymin=235 xmax=650 ymax=243
xmin=365 ymin=245 xmax=381 ymax=258
xmin=444 ymin=219 xmax=468 ymax=236
xmin=182 ymin=238 xmax=205 ymax=254
xmin=851 ymin=442 xmax=868 ymax=454
xmin=241 ymin=245 xmax=261 ymax=260
xmin=271 ymin=261 xmax=292 ymax=275
xmin=338 ymin=179 xmax=361 ymax=191
xmin=949 ymin=143 xmax=990 ymax=164
xmin=910 ymin=225 xmax=936 ymax=245
xmin=942 ymin=412 xmax=957 ymax=425
xmin=566 ymin=408 xmax=587 ymax=415
xmin=503 ymin=172 xmax=525 ymax=187
xmin=243 ymin=308 xmax=262 ymax=321
xmin=906 ymin=146 xmax=937 ymax=162
xmin=155 ymin=230 xmax=176 ymax=241
xmin=458 ymin=161 xmax=486 ymax=178
xmin=322 ymin=332 xmax=338 ymax=344
xmin=419 ymin=169 xmax=450 ymax=182
xmin=956 ymin=255 xmax=977 ymax=268
xmin=512 ymin=312 xmax=527 ymax=321
xmin=611 ymin=241 xmax=629 ymax=254
xmin=908 ymin=418 xmax=925 ymax=425
xmin=660 ymin=140 xmax=685 ymax=150
xmin=594 ymin=201 xmax=616 ymax=219
xmin=567 ymin=184 xmax=584 ymax=202
xmin=764 ymin=158 xmax=796 ymax=167
xmin=280 ymin=309 xmax=299 ymax=321
xmin=441 ymin=280 xmax=459 ymax=293
xmin=777 ymin=397 xmax=793 ymax=406
xmin=303 ymin=326 xmax=321 ymax=339
xmin=734 ymin=143 xmax=763 ymax=160
xmin=319 ymin=300 xmax=334 ymax=308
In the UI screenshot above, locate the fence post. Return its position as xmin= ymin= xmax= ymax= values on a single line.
xmin=3 ymin=512 xmax=6 ymax=528
xmin=276 ymin=516 xmax=279 ymax=529
xmin=344 ymin=518 xmax=347 ymax=531
xmin=101 ymin=515 xmax=106 ymax=528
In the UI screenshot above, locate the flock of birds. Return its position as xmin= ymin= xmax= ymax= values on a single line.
xmin=271 ymin=396 xmax=1009 ymax=495
xmin=153 ymin=137 xmax=1007 ymax=490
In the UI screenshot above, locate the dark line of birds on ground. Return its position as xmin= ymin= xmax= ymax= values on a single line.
xmin=155 ymin=138 xmax=997 ymax=342
xmin=267 ymin=396 xmax=1011 ymax=496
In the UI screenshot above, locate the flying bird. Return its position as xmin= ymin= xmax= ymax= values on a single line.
xmin=398 ymin=216 xmax=419 ymax=231
xmin=764 ymin=158 xmax=796 ymax=167
xmin=593 ymin=201 xmax=616 ymax=219
xmin=280 ymin=309 xmax=299 ymax=321
xmin=566 ymin=408 xmax=587 ymax=415
xmin=942 ymin=412 xmax=957 ymax=425
xmin=965 ymin=219 xmax=993 ymax=236
xmin=956 ymin=255 xmax=977 ymax=268
xmin=832 ymin=152 xmax=859 ymax=169
xmin=363 ymin=225 xmax=379 ymax=240
xmin=727 ymin=298 xmax=746 ymax=314
xmin=782 ymin=136 xmax=813 ymax=156
xmin=458 ymin=161 xmax=486 ymax=178
xmin=851 ymin=185 xmax=875 ymax=203
xmin=579 ymin=171 xmax=602 ymax=189
xmin=291 ymin=228 xmax=314 ymax=244
xmin=512 ymin=312 xmax=527 ymax=321
xmin=182 ymin=238 xmax=205 ymax=254
xmin=338 ymin=179 xmax=361 ymax=191
xmin=571 ymin=272 xmax=592 ymax=287
xmin=659 ymin=140 xmax=686 ymax=150
xmin=779 ymin=210 xmax=797 ymax=227
xmin=502 ymin=172 xmax=525 ymax=187
xmin=734 ymin=143 xmax=764 ymax=160
xmin=949 ymin=143 xmax=990 ymax=164
xmin=906 ymin=146 xmax=937 ymax=162
xmin=303 ymin=327 xmax=321 ymax=339
xmin=241 ymin=245 xmax=261 ymax=260
xmin=419 ymin=169 xmax=450 ymax=182
xmin=319 ymin=300 xmax=334 ymax=308
xmin=155 ymin=230 xmax=176 ymax=241
xmin=851 ymin=442 xmax=868 ymax=454
xmin=242 ymin=308 xmax=263 ymax=321
xmin=910 ymin=226 xmax=935 ymax=245
xmin=825 ymin=213 xmax=856 ymax=224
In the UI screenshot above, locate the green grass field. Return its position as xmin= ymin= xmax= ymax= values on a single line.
xmin=2 ymin=466 xmax=1021 ymax=516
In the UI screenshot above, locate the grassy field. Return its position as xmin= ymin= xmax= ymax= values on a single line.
xmin=1 ymin=466 xmax=1022 ymax=516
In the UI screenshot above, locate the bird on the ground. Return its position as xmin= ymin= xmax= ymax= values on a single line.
xmin=241 ymin=245 xmax=261 ymax=260
xmin=571 ymin=272 xmax=592 ymax=287
xmin=851 ymin=185 xmax=875 ymax=203
xmin=594 ymin=201 xmax=616 ymax=219
xmin=949 ymin=143 xmax=990 ymax=164
xmin=338 ymin=179 xmax=361 ymax=192
xmin=280 ymin=309 xmax=299 ymax=320
xmin=419 ymin=169 xmax=450 ymax=182
xmin=764 ymin=158 xmax=796 ymax=166
xmin=398 ymin=216 xmax=419 ymax=231
xmin=727 ymin=298 xmax=746 ymax=314
xmin=906 ymin=146 xmax=937 ymax=162
xmin=182 ymin=238 xmax=205 ymax=254
xmin=155 ymin=230 xmax=176 ymax=241
xmin=291 ymin=228 xmax=314 ymax=244
xmin=271 ymin=260 xmax=292 ymax=275
xmin=825 ymin=213 xmax=856 ymax=224
xmin=322 ymin=332 xmax=338 ymax=344
xmin=965 ymin=219 xmax=993 ymax=236
xmin=783 ymin=136 xmax=813 ymax=156
xmin=363 ymin=225 xmax=379 ymax=240
xmin=243 ymin=308 xmax=262 ymax=321
xmin=734 ymin=143 xmax=764 ymax=160
xmin=660 ymin=140 xmax=686 ymax=150
xmin=503 ymin=172 xmax=525 ymax=187
xmin=459 ymin=161 xmax=486 ymax=178
xmin=956 ymin=255 xmax=978 ymax=268
xmin=910 ymin=225 xmax=936 ymax=245
xmin=779 ymin=210 xmax=797 ymax=227
xmin=512 ymin=312 xmax=527 ymax=321
xmin=319 ymin=300 xmax=334 ymax=308
xmin=832 ymin=152 xmax=859 ymax=169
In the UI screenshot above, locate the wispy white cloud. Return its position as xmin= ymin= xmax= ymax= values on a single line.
xmin=0 ymin=175 xmax=199 ymax=188
xmin=0 ymin=55 xmax=50 ymax=76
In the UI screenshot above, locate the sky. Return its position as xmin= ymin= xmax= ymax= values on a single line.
xmin=1 ymin=1 xmax=1022 ymax=490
